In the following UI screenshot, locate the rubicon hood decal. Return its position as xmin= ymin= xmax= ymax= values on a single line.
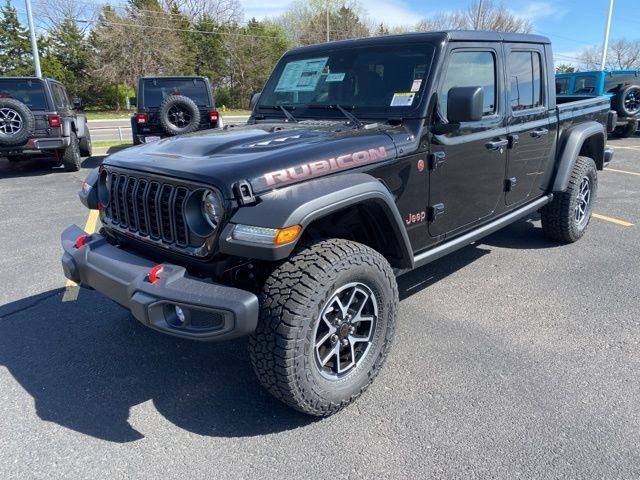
xmin=257 ymin=146 xmax=389 ymax=189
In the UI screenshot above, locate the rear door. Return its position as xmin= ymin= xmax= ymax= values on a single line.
xmin=428 ymin=44 xmax=508 ymax=238
xmin=504 ymin=45 xmax=555 ymax=206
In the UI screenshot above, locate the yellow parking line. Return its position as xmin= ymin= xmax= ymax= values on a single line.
xmin=592 ymin=213 xmax=634 ymax=227
xmin=62 ymin=210 xmax=100 ymax=302
xmin=604 ymin=167 xmax=640 ymax=177
xmin=609 ymin=145 xmax=640 ymax=151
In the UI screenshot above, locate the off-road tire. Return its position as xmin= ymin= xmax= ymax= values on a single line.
xmin=0 ymin=98 xmax=35 ymax=146
xmin=79 ymin=129 xmax=93 ymax=157
xmin=541 ymin=156 xmax=597 ymax=243
xmin=158 ymin=95 xmax=201 ymax=136
xmin=249 ymin=239 xmax=399 ymax=416
xmin=62 ymin=131 xmax=82 ymax=172
xmin=610 ymin=121 xmax=638 ymax=139
xmin=613 ymin=84 xmax=640 ymax=118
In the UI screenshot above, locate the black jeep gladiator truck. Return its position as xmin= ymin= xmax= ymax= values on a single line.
xmin=62 ymin=31 xmax=614 ymax=416
xmin=0 ymin=77 xmax=91 ymax=171
xmin=130 ymin=76 xmax=223 ymax=145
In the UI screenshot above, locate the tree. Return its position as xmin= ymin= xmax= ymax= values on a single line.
xmin=577 ymin=38 xmax=640 ymax=70
xmin=0 ymin=0 xmax=32 ymax=76
xmin=160 ymin=0 xmax=242 ymax=24
xmin=226 ymin=19 xmax=290 ymax=107
xmin=33 ymin=0 xmax=100 ymax=34
xmin=375 ymin=23 xmax=389 ymax=36
xmin=556 ymin=64 xmax=576 ymax=74
xmin=416 ymin=1 xmax=532 ymax=33
xmin=277 ymin=0 xmax=370 ymax=45
xmin=187 ymin=15 xmax=229 ymax=87
xmin=48 ymin=16 xmax=93 ymax=95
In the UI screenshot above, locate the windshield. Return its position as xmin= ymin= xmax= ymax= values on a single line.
xmin=0 ymin=79 xmax=48 ymax=110
xmin=257 ymin=43 xmax=435 ymax=118
xmin=142 ymin=78 xmax=211 ymax=107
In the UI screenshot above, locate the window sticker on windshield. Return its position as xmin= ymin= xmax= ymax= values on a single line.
xmin=326 ymin=72 xmax=346 ymax=82
xmin=390 ymin=92 xmax=416 ymax=107
xmin=411 ymin=79 xmax=422 ymax=92
xmin=275 ymin=57 xmax=329 ymax=92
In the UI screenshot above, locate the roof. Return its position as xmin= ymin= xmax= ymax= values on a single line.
xmin=556 ymin=70 xmax=640 ymax=77
xmin=287 ymin=30 xmax=550 ymax=55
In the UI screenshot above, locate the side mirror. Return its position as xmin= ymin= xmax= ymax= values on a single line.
xmin=129 ymin=96 xmax=137 ymax=107
xmin=72 ymin=96 xmax=83 ymax=110
xmin=447 ymin=86 xmax=484 ymax=123
xmin=250 ymin=92 xmax=261 ymax=111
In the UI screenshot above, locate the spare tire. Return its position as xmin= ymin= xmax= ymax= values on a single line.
xmin=0 ymin=98 xmax=35 ymax=146
xmin=158 ymin=95 xmax=201 ymax=136
xmin=613 ymin=85 xmax=640 ymax=118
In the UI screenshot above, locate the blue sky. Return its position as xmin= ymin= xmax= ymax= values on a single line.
xmin=241 ymin=0 xmax=638 ymax=65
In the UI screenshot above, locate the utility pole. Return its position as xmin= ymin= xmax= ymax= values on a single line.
xmin=326 ymin=0 xmax=330 ymax=42
xmin=600 ymin=0 xmax=614 ymax=70
xmin=475 ymin=0 xmax=484 ymax=30
xmin=24 ymin=0 xmax=42 ymax=77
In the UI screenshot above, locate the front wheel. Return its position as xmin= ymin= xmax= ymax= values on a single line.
xmin=541 ymin=156 xmax=597 ymax=243
xmin=249 ymin=239 xmax=399 ymax=416
xmin=610 ymin=121 xmax=638 ymax=139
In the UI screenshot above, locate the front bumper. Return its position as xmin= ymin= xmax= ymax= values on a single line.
xmin=61 ymin=224 xmax=259 ymax=341
xmin=0 ymin=137 xmax=70 ymax=154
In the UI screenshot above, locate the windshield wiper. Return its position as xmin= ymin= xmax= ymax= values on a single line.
xmin=258 ymin=104 xmax=298 ymax=122
xmin=308 ymin=104 xmax=364 ymax=128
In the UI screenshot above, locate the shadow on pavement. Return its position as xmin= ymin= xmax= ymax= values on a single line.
xmin=0 ymin=290 xmax=313 ymax=442
xmin=0 ymin=154 xmax=103 ymax=177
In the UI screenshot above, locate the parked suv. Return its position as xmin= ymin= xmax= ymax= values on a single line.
xmin=0 ymin=77 xmax=92 ymax=171
xmin=64 ymin=32 xmax=613 ymax=416
xmin=130 ymin=76 xmax=223 ymax=145
xmin=556 ymin=70 xmax=640 ymax=138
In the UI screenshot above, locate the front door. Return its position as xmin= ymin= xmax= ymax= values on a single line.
xmin=428 ymin=46 xmax=507 ymax=238
xmin=504 ymin=45 xmax=555 ymax=205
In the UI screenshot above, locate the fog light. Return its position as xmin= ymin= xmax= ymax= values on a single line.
xmin=175 ymin=305 xmax=186 ymax=324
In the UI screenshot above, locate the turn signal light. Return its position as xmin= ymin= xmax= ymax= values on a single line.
xmin=74 ymin=234 xmax=88 ymax=248
xmin=48 ymin=114 xmax=61 ymax=128
xmin=148 ymin=265 xmax=163 ymax=284
xmin=274 ymin=225 xmax=302 ymax=245
xmin=136 ymin=113 xmax=148 ymax=125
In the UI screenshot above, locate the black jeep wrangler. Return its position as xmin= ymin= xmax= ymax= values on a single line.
xmin=130 ymin=76 xmax=223 ymax=145
xmin=0 ymin=77 xmax=91 ymax=171
xmin=63 ymin=32 xmax=614 ymax=416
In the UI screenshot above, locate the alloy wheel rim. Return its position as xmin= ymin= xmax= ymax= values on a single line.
xmin=0 ymin=108 xmax=23 ymax=135
xmin=575 ymin=176 xmax=592 ymax=226
xmin=313 ymin=282 xmax=378 ymax=380
xmin=624 ymin=90 xmax=640 ymax=115
xmin=167 ymin=106 xmax=192 ymax=128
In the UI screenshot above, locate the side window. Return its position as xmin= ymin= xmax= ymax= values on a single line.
xmin=440 ymin=50 xmax=496 ymax=119
xmin=509 ymin=51 xmax=543 ymax=111
xmin=556 ymin=77 xmax=570 ymax=95
xmin=573 ymin=75 xmax=596 ymax=94
xmin=51 ymin=85 xmax=67 ymax=109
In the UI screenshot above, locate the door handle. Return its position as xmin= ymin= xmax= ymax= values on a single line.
xmin=531 ymin=128 xmax=549 ymax=138
xmin=485 ymin=138 xmax=508 ymax=151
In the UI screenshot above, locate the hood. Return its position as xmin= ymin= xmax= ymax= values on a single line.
xmin=105 ymin=122 xmax=398 ymax=198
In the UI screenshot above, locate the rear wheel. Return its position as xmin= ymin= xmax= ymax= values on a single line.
xmin=249 ymin=239 xmax=398 ymax=416
xmin=541 ymin=156 xmax=597 ymax=243
xmin=79 ymin=129 xmax=93 ymax=157
xmin=62 ymin=131 xmax=82 ymax=172
xmin=610 ymin=121 xmax=638 ymax=139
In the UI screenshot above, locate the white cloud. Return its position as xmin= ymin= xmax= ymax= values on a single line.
xmin=239 ymin=0 xmax=422 ymax=26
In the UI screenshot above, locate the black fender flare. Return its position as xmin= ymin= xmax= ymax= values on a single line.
xmin=552 ymin=121 xmax=605 ymax=192
xmin=219 ymin=173 xmax=414 ymax=268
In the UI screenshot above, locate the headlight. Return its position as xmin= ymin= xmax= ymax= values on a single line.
xmin=202 ymin=190 xmax=223 ymax=230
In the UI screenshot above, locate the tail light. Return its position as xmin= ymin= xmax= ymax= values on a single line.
xmin=48 ymin=114 xmax=61 ymax=128
xmin=208 ymin=110 xmax=219 ymax=122
xmin=136 ymin=113 xmax=148 ymax=125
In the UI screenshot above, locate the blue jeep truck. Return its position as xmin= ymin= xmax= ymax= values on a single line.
xmin=556 ymin=70 xmax=640 ymax=138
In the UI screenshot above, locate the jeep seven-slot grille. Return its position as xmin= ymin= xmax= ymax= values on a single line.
xmin=105 ymin=172 xmax=190 ymax=248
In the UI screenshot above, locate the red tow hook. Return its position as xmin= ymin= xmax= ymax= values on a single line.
xmin=74 ymin=234 xmax=89 ymax=249
xmin=148 ymin=265 xmax=163 ymax=284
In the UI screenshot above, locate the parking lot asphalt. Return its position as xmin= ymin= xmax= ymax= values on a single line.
xmin=0 ymin=136 xmax=639 ymax=479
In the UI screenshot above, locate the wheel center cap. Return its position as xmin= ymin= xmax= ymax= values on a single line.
xmin=338 ymin=323 xmax=351 ymax=337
